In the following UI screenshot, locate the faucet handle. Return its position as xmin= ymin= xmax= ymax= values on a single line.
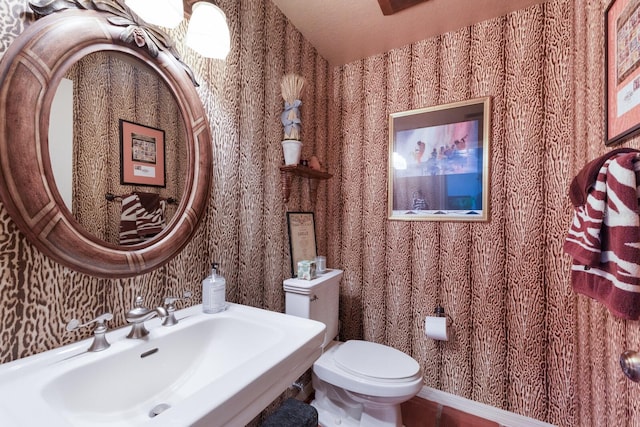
xmin=164 ymin=290 xmax=192 ymax=307
xmin=66 ymin=313 xmax=113 ymax=352
xmin=66 ymin=312 xmax=113 ymax=332
xmin=162 ymin=291 xmax=192 ymax=327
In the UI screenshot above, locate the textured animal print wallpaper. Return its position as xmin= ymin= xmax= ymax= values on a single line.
xmin=0 ymin=0 xmax=638 ymax=426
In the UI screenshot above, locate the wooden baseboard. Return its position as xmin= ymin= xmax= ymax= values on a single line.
xmin=401 ymin=387 xmax=557 ymax=427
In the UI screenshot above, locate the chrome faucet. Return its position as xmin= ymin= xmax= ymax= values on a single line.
xmin=125 ymin=296 xmax=168 ymax=339
xmin=66 ymin=312 xmax=113 ymax=352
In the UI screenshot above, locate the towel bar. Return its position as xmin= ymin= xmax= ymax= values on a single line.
xmin=105 ymin=192 xmax=177 ymax=204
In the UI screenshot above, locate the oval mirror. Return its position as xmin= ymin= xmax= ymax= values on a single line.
xmin=0 ymin=3 xmax=212 ymax=277
xmin=49 ymin=51 xmax=187 ymax=245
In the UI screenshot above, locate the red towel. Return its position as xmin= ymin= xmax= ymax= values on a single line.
xmin=135 ymin=191 xmax=161 ymax=213
xmin=568 ymin=147 xmax=638 ymax=207
xmin=119 ymin=193 xmax=166 ymax=245
xmin=564 ymin=150 xmax=640 ymax=319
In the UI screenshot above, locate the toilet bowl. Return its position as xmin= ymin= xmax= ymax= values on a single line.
xmin=311 ymin=340 xmax=422 ymax=427
xmin=283 ymin=270 xmax=423 ymax=427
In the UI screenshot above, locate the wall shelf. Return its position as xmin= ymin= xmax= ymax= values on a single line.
xmin=279 ymin=165 xmax=332 ymax=204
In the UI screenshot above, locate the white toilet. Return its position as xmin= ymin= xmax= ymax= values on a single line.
xmin=284 ymin=269 xmax=423 ymax=427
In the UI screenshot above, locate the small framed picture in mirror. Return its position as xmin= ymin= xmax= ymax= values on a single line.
xmin=120 ymin=119 xmax=166 ymax=187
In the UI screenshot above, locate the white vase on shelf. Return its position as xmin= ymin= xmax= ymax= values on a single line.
xmin=282 ymin=140 xmax=302 ymax=166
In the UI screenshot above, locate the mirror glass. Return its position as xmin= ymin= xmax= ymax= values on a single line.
xmin=49 ymin=51 xmax=187 ymax=246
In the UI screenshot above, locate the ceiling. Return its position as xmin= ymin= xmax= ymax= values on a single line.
xmin=271 ymin=0 xmax=549 ymax=66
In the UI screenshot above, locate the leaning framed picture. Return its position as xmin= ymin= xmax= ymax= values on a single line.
xmin=286 ymin=212 xmax=317 ymax=277
xmin=605 ymin=0 xmax=640 ymax=146
xmin=388 ymin=97 xmax=491 ymax=221
xmin=119 ymin=119 xmax=166 ymax=187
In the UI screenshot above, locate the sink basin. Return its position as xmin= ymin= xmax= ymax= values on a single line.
xmin=0 ymin=303 xmax=325 ymax=426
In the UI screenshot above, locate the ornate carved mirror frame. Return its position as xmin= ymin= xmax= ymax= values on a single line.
xmin=0 ymin=1 xmax=212 ymax=278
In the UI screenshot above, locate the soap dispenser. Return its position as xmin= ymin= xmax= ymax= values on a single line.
xmin=202 ymin=262 xmax=226 ymax=313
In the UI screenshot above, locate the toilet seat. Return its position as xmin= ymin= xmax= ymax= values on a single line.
xmin=313 ymin=340 xmax=423 ymax=397
xmin=333 ymin=340 xmax=420 ymax=381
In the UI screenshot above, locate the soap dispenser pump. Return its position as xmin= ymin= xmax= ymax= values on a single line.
xmin=202 ymin=262 xmax=226 ymax=314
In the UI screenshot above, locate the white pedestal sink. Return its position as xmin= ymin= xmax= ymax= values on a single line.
xmin=0 ymin=303 xmax=325 ymax=426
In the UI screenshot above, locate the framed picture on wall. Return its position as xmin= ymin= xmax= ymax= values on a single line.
xmin=119 ymin=119 xmax=166 ymax=187
xmin=286 ymin=212 xmax=317 ymax=277
xmin=605 ymin=0 xmax=640 ymax=146
xmin=388 ymin=97 xmax=491 ymax=221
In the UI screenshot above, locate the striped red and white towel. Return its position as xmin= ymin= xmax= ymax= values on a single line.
xmin=564 ymin=150 xmax=640 ymax=319
xmin=119 ymin=192 xmax=167 ymax=245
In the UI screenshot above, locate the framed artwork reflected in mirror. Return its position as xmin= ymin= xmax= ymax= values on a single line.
xmin=120 ymin=119 xmax=166 ymax=187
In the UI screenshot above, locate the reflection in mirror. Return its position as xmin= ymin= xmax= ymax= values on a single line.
xmin=49 ymin=51 xmax=187 ymax=246
xmin=50 ymin=78 xmax=74 ymax=209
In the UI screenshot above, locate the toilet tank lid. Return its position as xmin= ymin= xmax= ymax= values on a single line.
xmin=283 ymin=269 xmax=343 ymax=294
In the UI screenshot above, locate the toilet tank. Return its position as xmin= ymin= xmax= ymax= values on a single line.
xmin=283 ymin=269 xmax=342 ymax=348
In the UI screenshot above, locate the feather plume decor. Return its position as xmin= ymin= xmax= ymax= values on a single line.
xmin=280 ymin=73 xmax=305 ymax=140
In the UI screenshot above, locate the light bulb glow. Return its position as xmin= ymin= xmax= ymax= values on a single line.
xmin=186 ymin=2 xmax=231 ymax=60
xmin=125 ymin=0 xmax=183 ymax=28
xmin=393 ymin=152 xmax=407 ymax=170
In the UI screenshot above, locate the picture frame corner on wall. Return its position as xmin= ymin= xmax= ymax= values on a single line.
xmin=119 ymin=118 xmax=166 ymax=188
xmin=387 ymin=96 xmax=491 ymax=222
xmin=286 ymin=211 xmax=317 ymax=278
xmin=604 ymin=0 xmax=640 ymax=146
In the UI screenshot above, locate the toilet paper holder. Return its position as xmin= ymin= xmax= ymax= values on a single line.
xmin=425 ymin=306 xmax=453 ymax=341
xmin=434 ymin=305 xmax=454 ymax=325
